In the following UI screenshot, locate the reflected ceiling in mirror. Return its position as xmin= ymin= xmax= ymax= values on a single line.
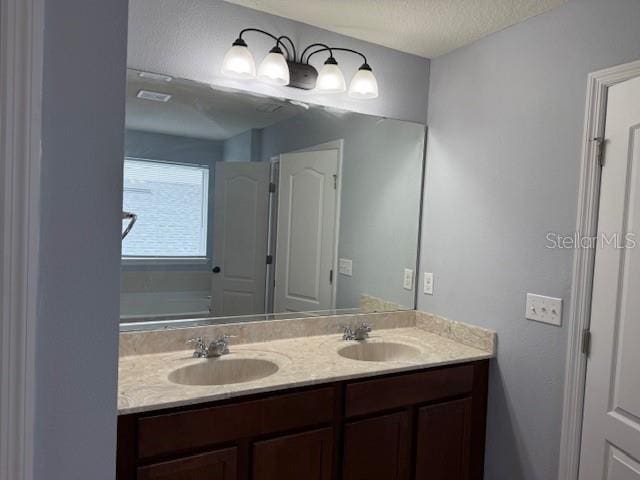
xmin=121 ymin=69 xmax=426 ymax=330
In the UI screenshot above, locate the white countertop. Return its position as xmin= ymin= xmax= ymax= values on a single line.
xmin=118 ymin=326 xmax=494 ymax=415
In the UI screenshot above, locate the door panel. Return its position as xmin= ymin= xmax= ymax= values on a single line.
xmin=137 ymin=448 xmax=237 ymax=480
xmin=274 ymin=149 xmax=338 ymax=313
xmin=580 ymin=75 xmax=640 ymax=479
xmin=607 ymin=446 xmax=640 ymax=480
xmin=211 ymin=162 xmax=270 ymax=316
xmin=343 ymin=411 xmax=411 ymax=480
xmin=415 ymin=398 xmax=472 ymax=480
xmin=252 ymin=428 xmax=333 ymax=480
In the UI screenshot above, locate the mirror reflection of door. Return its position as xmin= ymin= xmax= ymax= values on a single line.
xmin=210 ymin=162 xmax=270 ymax=316
xmin=274 ymin=146 xmax=340 ymax=313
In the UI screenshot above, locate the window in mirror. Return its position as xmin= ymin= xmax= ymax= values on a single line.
xmin=122 ymin=158 xmax=209 ymax=259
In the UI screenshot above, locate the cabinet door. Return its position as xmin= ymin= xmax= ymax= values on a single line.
xmin=137 ymin=447 xmax=237 ymax=480
xmin=252 ymin=427 xmax=333 ymax=480
xmin=415 ymin=398 xmax=472 ymax=480
xmin=343 ymin=411 xmax=411 ymax=480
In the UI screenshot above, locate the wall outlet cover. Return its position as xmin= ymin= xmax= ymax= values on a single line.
xmin=338 ymin=258 xmax=353 ymax=276
xmin=403 ymin=268 xmax=414 ymax=290
xmin=526 ymin=293 xmax=562 ymax=326
xmin=423 ymin=272 xmax=433 ymax=295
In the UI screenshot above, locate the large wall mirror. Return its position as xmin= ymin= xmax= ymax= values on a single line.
xmin=121 ymin=68 xmax=426 ymax=329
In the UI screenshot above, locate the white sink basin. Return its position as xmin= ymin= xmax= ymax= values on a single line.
xmin=338 ymin=342 xmax=421 ymax=362
xmin=168 ymin=357 xmax=279 ymax=386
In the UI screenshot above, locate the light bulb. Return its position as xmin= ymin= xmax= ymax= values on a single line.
xmin=348 ymin=64 xmax=378 ymax=99
xmin=315 ymin=57 xmax=346 ymax=93
xmin=257 ymin=47 xmax=290 ymax=86
xmin=221 ymin=38 xmax=256 ymax=79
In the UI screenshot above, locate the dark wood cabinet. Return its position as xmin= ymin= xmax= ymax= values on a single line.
xmin=118 ymin=360 xmax=489 ymax=480
xmin=415 ymin=398 xmax=472 ymax=480
xmin=136 ymin=387 xmax=334 ymax=460
xmin=253 ymin=428 xmax=333 ymax=480
xmin=343 ymin=411 xmax=411 ymax=480
xmin=138 ymin=447 xmax=237 ymax=480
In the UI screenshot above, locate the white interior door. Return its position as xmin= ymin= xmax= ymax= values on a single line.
xmin=274 ymin=148 xmax=339 ymax=313
xmin=210 ymin=162 xmax=270 ymax=316
xmin=579 ymin=75 xmax=640 ymax=479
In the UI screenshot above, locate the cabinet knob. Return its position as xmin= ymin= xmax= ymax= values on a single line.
xmin=212 ymin=266 xmax=221 ymax=273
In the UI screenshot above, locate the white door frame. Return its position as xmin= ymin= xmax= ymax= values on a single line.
xmin=0 ymin=0 xmax=43 ymax=478
xmin=266 ymin=156 xmax=279 ymax=314
xmin=559 ymin=58 xmax=640 ymax=480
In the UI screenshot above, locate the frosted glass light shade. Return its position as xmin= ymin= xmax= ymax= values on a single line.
xmin=316 ymin=62 xmax=346 ymax=93
xmin=221 ymin=44 xmax=256 ymax=79
xmin=348 ymin=67 xmax=379 ymax=99
xmin=258 ymin=51 xmax=290 ymax=85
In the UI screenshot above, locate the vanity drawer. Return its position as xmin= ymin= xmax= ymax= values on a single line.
xmin=138 ymin=447 xmax=237 ymax=480
xmin=137 ymin=387 xmax=335 ymax=459
xmin=344 ymin=364 xmax=474 ymax=417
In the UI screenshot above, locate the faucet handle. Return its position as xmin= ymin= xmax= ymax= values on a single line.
xmin=208 ymin=334 xmax=233 ymax=356
xmin=187 ymin=337 xmax=208 ymax=357
xmin=358 ymin=322 xmax=372 ymax=332
xmin=342 ymin=325 xmax=355 ymax=341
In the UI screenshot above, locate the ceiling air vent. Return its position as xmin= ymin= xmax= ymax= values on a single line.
xmin=138 ymin=71 xmax=173 ymax=82
xmin=136 ymin=90 xmax=172 ymax=102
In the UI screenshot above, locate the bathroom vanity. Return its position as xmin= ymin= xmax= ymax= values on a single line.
xmin=117 ymin=47 xmax=494 ymax=479
xmin=116 ymin=312 xmax=495 ymax=480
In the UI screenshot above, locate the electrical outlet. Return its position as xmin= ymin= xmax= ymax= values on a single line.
xmin=526 ymin=293 xmax=562 ymax=326
xmin=403 ymin=268 xmax=414 ymax=290
xmin=338 ymin=258 xmax=353 ymax=276
xmin=423 ymin=272 xmax=433 ymax=295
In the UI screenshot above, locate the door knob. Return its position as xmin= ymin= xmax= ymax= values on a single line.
xmin=212 ymin=266 xmax=221 ymax=273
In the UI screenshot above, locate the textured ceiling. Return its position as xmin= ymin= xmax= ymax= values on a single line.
xmin=224 ymin=0 xmax=567 ymax=58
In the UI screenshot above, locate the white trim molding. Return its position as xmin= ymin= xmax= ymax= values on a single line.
xmin=121 ymin=256 xmax=210 ymax=266
xmin=558 ymin=58 xmax=640 ymax=480
xmin=0 ymin=0 xmax=44 ymax=478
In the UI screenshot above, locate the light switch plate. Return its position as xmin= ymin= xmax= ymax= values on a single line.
xmin=403 ymin=268 xmax=414 ymax=290
xmin=338 ymin=258 xmax=353 ymax=276
xmin=526 ymin=293 xmax=562 ymax=326
xmin=423 ymin=272 xmax=433 ymax=295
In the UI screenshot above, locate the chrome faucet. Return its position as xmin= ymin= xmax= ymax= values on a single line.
xmin=187 ymin=335 xmax=231 ymax=358
xmin=343 ymin=322 xmax=372 ymax=341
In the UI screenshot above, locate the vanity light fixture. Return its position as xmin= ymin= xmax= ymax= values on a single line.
xmin=315 ymin=56 xmax=346 ymax=93
xmin=221 ymin=28 xmax=379 ymax=99
xmin=221 ymin=37 xmax=257 ymax=79
xmin=348 ymin=64 xmax=379 ymax=99
xmin=257 ymin=45 xmax=290 ymax=85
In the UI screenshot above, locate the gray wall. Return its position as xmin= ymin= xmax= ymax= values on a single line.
xmin=418 ymin=0 xmax=640 ymax=479
xmin=260 ymin=110 xmax=424 ymax=310
xmin=36 ymin=0 xmax=128 ymax=478
xmin=222 ymin=129 xmax=263 ymax=162
xmin=125 ymin=129 xmax=223 ymax=166
xmin=127 ymin=0 xmax=430 ymax=124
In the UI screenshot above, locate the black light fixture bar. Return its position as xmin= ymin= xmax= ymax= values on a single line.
xmin=236 ymin=28 xmax=296 ymax=60
xmin=302 ymin=44 xmax=368 ymax=66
